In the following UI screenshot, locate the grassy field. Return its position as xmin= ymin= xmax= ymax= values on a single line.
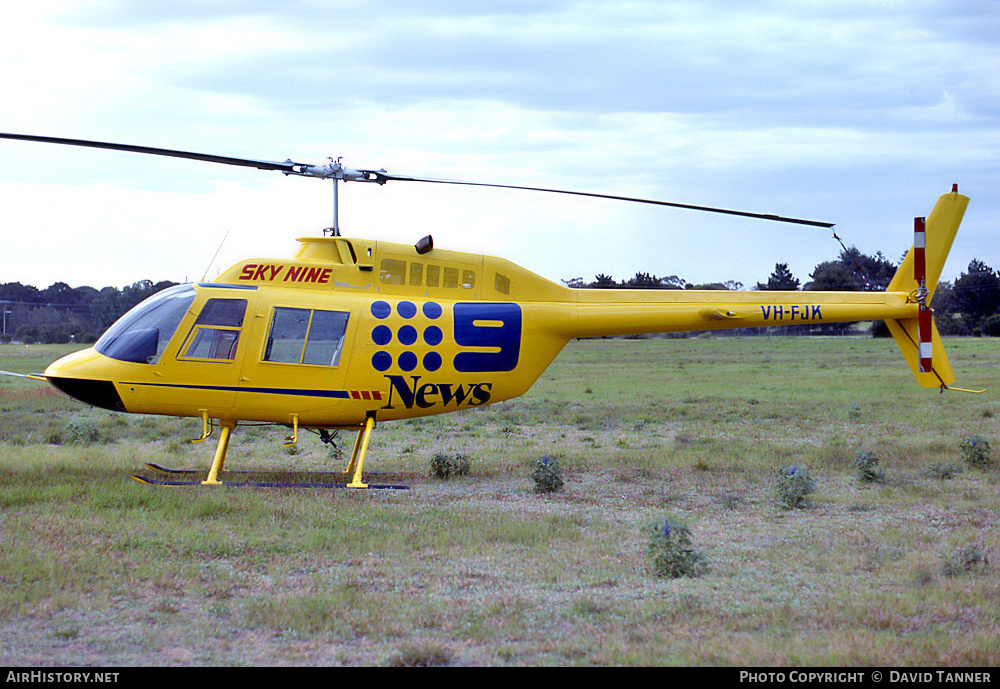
xmin=0 ymin=336 xmax=997 ymax=666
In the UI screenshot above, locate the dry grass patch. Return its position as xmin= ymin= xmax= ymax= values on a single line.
xmin=1 ymin=338 xmax=998 ymax=665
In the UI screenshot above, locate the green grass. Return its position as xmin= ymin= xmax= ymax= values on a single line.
xmin=0 ymin=337 xmax=998 ymax=666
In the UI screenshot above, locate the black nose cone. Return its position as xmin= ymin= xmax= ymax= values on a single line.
xmin=47 ymin=377 xmax=127 ymax=412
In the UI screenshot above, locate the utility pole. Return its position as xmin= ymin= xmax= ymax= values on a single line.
xmin=1 ymin=301 xmax=11 ymax=341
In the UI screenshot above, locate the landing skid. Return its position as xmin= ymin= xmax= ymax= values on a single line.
xmin=144 ymin=462 xmax=346 ymax=476
xmin=133 ymin=462 xmax=410 ymax=489
xmin=130 ymin=474 xmax=409 ymax=489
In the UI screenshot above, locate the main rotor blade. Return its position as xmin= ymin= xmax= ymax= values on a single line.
xmin=374 ymin=173 xmax=835 ymax=228
xmin=0 ymin=132 xmax=300 ymax=174
xmin=0 ymin=132 xmax=835 ymax=227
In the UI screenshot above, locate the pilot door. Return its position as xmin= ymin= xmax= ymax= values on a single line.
xmin=150 ymin=290 xmax=257 ymax=415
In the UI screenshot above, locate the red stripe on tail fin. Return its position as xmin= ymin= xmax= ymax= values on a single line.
xmin=914 ymin=216 xmax=933 ymax=373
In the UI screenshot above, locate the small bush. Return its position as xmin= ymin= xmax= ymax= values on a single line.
xmin=959 ymin=435 xmax=993 ymax=469
xmin=430 ymin=453 xmax=471 ymax=480
xmin=926 ymin=461 xmax=963 ymax=480
xmin=941 ymin=544 xmax=988 ymax=578
xmin=65 ymin=419 xmax=100 ymax=444
xmin=776 ymin=465 xmax=815 ymax=509
xmin=389 ymin=644 xmax=454 ymax=667
xmin=531 ymin=455 xmax=564 ymax=493
xmin=717 ymin=493 xmax=743 ymax=510
xmin=852 ymin=451 xmax=885 ymax=483
xmin=646 ymin=517 xmax=710 ymax=579
xmin=848 ymin=402 xmax=862 ymax=421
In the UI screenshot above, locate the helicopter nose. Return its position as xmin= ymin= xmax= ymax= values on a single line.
xmin=44 ymin=348 xmax=127 ymax=412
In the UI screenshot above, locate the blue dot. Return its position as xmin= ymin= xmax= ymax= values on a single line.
xmin=423 ymin=302 xmax=442 ymax=319
xmin=371 ymin=301 xmax=391 ymax=319
xmin=423 ymin=325 xmax=443 ymax=346
xmin=372 ymin=325 xmax=392 ymax=345
xmin=398 ymin=351 xmax=417 ymax=371
xmin=372 ymin=351 xmax=392 ymax=371
xmin=397 ymin=301 xmax=417 ymax=319
xmin=423 ymin=352 xmax=442 ymax=371
xmin=398 ymin=325 xmax=417 ymax=346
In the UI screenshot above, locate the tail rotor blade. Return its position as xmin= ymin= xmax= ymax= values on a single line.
xmin=914 ymin=216 xmax=933 ymax=373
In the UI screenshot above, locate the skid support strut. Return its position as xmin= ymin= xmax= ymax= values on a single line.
xmin=344 ymin=415 xmax=376 ymax=489
xmin=202 ymin=420 xmax=236 ymax=485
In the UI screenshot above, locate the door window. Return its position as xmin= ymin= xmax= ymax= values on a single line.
xmin=264 ymin=307 xmax=350 ymax=366
xmin=179 ymin=298 xmax=248 ymax=361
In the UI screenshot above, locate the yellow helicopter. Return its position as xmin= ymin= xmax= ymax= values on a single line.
xmin=0 ymin=133 xmax=974 ymax=489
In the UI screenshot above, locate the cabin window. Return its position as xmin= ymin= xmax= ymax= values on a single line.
xmin=379 ymin=258 xmax=406 ymax=285
xmin=411 ymin=264 xmax=476 ymax=290
xmin=495 ymin=273 xmax=510 ymax=295
xmin=264 ymin=307 xmax=349 ymax=366
xmin=178 ymin=298 xmax=248 ymax=361
xmin=426 ymin=265 xmax=440 ymax=288
xmin=302 ymin=310 xmax=350 ymax=365
xmin=409 ymin=262 xmax=423 ymax=287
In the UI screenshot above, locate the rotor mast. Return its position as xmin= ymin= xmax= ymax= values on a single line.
xmin=293 ymin=157 xmax=388 ymax=236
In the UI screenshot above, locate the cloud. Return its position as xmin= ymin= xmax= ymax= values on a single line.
xmin=0 ymin=1 xmax=997 ymax=291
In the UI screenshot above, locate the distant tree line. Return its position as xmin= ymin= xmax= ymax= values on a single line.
xmin=564 ymin=246 xmax=1000 ymax=337
xmin=0 ymin=280 xmax=178 ymax=344
xmin=3 ymin=244 xmax=998 ymax=344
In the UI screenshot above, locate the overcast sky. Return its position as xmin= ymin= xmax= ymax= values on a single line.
xmin=1 ymin=1 xmax=997 ymax=293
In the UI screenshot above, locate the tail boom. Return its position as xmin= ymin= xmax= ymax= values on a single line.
xmin=558 ymin=291 xmax=916 ymax=340
xmin=539 ymin=188 xmax=969 ymax=391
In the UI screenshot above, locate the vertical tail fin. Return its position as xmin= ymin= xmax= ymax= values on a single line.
xmin=885 ymin=187 xmax=969 ymax=389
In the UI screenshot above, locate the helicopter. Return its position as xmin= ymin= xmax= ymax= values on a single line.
xmin=0 ymin=133 xmax=975 ymax=489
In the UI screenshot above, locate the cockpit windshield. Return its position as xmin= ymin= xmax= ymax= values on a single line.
xmin=95 ymin=285 xmax=196 ymax=364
